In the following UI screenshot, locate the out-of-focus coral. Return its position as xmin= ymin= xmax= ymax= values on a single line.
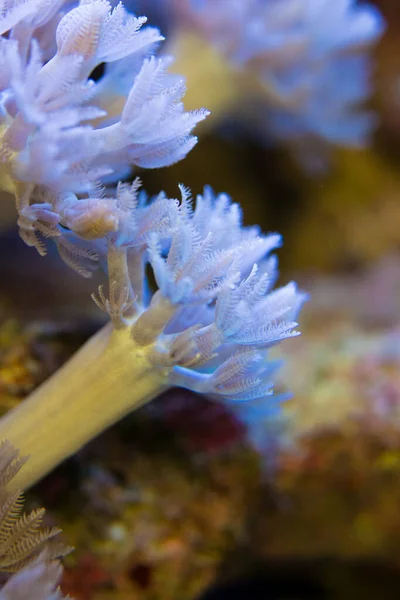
xmin=0 ymin=321 xmax=39 ymax=410
xmin=303 ymin=254 xmax=400 ymax=326
xmin=245 ymin=255 xmax=400 ymax=564
xmin=49 ymin=429 xmax=260 ymax=600
xmin=256 ymin=420 xmax=400 ymax=561
xmin=0 ymin=319 xmax=98 ymax=416
xmin=278 ymin=254 xmax=400 ymax=436
xmin=282 ymin=321 xmax=400 ymax=438
xmin=130 ymin=0 xmax=384 ymax=167
xmin=284 ymin=149 xmax=400 ymax=270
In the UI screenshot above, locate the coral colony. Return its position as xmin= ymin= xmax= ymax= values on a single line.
xmin=0 ymin=0 xmax=305 ymax=493
xmin=164 ymin=0 xmax=384 ymax=163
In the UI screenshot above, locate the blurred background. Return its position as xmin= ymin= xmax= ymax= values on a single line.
xmin=3 ymin=0 xmax=400 ymax=598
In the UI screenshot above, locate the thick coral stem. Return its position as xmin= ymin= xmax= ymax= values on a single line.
xmin=0 ymin=323 xmax=169 ymax=492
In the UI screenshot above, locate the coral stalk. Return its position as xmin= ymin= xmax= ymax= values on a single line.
xmin=0 ymin=323 xmax=168 ymax=492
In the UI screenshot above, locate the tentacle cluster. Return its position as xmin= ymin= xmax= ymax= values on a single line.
xmin=0 ymin=0 xmax=208 ymax=253
xmin=44 ymin=182 xmax=306 ymax=448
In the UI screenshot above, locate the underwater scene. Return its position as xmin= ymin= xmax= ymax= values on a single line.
xmin=1 ymin=0 xmax=400 ymax=598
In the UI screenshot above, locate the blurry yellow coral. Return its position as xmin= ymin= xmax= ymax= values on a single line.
xmin=286 ymin=149 xmax=400 ymax=270
xmin=168 ymin=33 xmax=239 ymax=122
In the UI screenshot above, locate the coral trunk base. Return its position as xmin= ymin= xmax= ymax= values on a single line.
xmin=0 ymin=323 xmax=168 ymax=492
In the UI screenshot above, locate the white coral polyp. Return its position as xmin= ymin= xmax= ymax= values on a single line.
xmin=33 ymin=177 xmax=306 ymax=446
xmin=58 ymin=182 xmax=306 ymax=440
xmin=0 ymin=0 xmax=208 ymax=239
